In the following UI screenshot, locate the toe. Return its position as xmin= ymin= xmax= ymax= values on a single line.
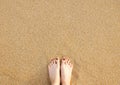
xmin=56 ymin=57 xmax=60 ymax=64
xmin=62 ymin=58 xmax=67 ymax=64
xmin=64 ymin=57 xmax=70 ymax=64
xmin=50 ymin=60 xmax=54 ymax=64
xmin=53 ymin=59 xmax=56 ymax=64
xmin=48 ymin=61 xmax=52 ymax=67
xmin=62 ymin=58 xmax=65 ymax=62
xmin=48 ymin=62 xmax=51 ymax=69
xmin=52 ymin=57 xmax=59 ymax=64
xmin=50 ymin=58 xmax=57 ymax=64
xmin=48 ymin=57 xmax=60 ymax=68
xmin=48 ymin=59 xmax=52 ymax=67
xmin=67 ymin=59 xmax=70 ymax=64
xmin=55 ymin=59 xmax=57 ymax=64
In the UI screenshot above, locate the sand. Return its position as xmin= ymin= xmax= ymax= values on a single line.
xmin=0 ymin=0 xmax=120 ymax=85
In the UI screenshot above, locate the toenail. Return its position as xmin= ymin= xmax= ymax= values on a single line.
xmin=63 ymin=58 xmax=65 ymax=60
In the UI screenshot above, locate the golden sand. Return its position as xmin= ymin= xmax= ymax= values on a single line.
xmin=0 ymin=0 xmax=120 ymax=85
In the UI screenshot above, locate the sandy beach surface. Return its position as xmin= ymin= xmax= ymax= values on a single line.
xmin=0 ymin=0 xmax=120 ymax=85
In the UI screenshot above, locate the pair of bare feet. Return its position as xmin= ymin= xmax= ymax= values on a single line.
xmin=48 ymin=57 xmax=73 ymax=85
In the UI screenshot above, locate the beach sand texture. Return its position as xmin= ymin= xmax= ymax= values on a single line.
xmin=0 ymin=0 xmax=120 ymax=85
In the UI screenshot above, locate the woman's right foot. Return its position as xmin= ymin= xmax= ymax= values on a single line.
xmin=61 ymin=57 xmax=73 ymax=85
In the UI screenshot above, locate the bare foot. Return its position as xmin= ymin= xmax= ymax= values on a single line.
xmin=48 ymin=58 xmax=60 ymax=85
xmin=61 ymin=57 xmax=73 ymax=85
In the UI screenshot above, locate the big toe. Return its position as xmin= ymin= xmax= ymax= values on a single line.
xmin=56 ymin=57 xmax=60 ymax=63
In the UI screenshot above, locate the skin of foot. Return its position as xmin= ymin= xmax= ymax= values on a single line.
xmin=48 ymin=58 xmax=60 ymax=85
xmin=61 ymin=57 xmax=73 ymax=85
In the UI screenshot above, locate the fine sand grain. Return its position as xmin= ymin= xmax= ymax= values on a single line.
xmin=0 ymin=0 xmax=120 ymax=85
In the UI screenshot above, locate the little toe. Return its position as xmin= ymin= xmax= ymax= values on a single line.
xmin=48 ymin=59 xmax=52 ymax=67
xmin=48 ymin=62 xmax=52 ymax=69
xmin=49 ymin=61 xmax=53 ymax=67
